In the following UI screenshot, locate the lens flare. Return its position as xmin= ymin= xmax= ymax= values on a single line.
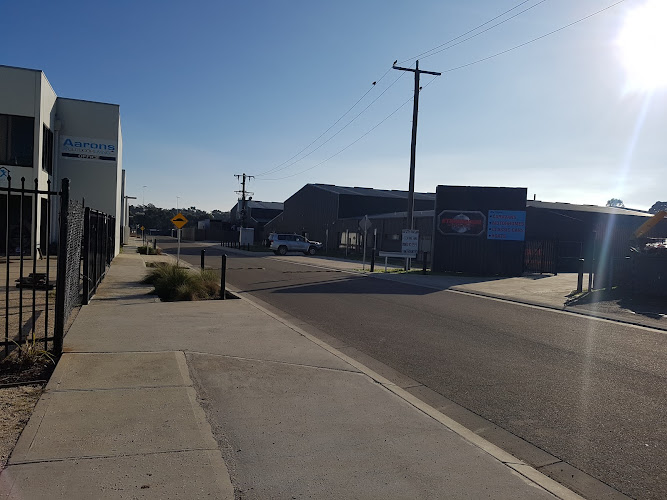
xmin=616 ymin=0 xmax=667 ymax=92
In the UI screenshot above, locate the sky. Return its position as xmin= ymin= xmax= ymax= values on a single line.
xmin=2 ymin=0 xmax=665 ymax=212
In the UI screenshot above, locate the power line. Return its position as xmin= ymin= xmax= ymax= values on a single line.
xmin=260 ymin=94 xmax=416 ymax=181
xmin=254 ymin=65 xmax=397 ymax=177
xmin=255 ymin=71 xmax=406 ymax=177
xmin=399 ymin=0 xmax=546 ymax=64
xmin=416 ymin=0 xmax=551 ymax=61
xmin=440 ymin=0 xmax=629 ymax=74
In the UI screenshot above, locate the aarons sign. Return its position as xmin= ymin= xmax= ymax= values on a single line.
xmin=437 ymin=210 xmax=486 ymax=237
xmin=60 ymin=136 xmax=117 ymax=162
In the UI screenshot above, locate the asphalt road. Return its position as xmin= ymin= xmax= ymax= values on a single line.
xmin=158 ymin=238 xmax=667 ymax=500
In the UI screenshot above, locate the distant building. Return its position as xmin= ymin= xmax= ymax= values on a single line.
xmin=0 ymin=65 xmax=123 ymax=255
xmin=263 ymin=183 xmax=666 ymax=274
xmin=263 ymin=184 xmax=435 ymax=252
xmin=230 ymin=200 xmax=283 ymax=243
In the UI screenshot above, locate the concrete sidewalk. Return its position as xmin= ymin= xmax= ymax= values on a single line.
xmin=0 ymin=246 xmax=584 ymax=498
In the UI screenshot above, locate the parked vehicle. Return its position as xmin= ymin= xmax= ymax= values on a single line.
xmin=268 ymin=233 xmax=322 ymax=255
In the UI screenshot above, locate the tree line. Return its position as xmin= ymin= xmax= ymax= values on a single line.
xmin=129 ymin=204 xmax=230 ymax=232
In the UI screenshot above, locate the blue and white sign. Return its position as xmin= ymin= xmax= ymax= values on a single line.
xmin=60 ymin=136 xmax=117 ymax=162
xmin=487 ymin=210 xmax=526 ymax=241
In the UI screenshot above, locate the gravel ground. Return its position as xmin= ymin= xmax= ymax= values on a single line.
xmin=0 ymin=384 xmax=44 ymax=469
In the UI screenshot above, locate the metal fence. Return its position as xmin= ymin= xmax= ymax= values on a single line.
xmin=82 ymin=208 xmax=115 ymax=304
xmin=524 ymin=240 xmax=559 ymax=275
xmin=2 ymin=176 xmax=62 ymax=356
xmin=1 ymin=176 xmax=115 ymax=358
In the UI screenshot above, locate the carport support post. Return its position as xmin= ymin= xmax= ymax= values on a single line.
xmin=220 ymin=254 xmax=227 ymax=300
xmin=577 ymin=259 xmax=584 ymax=293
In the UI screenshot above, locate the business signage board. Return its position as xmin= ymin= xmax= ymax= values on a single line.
xmin=60 ymin=136 xmax=117 ymax=162
xmin=401 ymin=229 xmax=419 ymax=256
xmin=487 ymin=210 xmax=526 ymax=241
xmin=437 ymin=210 xmax=486 ymax=237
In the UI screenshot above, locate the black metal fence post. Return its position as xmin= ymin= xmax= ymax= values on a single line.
xmin=370 ymin=250 xmax=375 ymax=273
xmin=44 ymin=179 xmax=51 ymax=351
xmin=201 ymin=249 xmax=205 ymax=270
xmin=18 ymin=177 xmax=25 ymax=342
xmin=31 ymin=179 xmax=38 ymax=342
xmin=220 ymin=254 xmax=227 ymax=300
xmin=82 ymin=207 xmax=91 ymax=305
xmin=422 ymin=251 xmax=428 ymax=275
xmin=54 ymin=178 xmax=70 ymax=355
xmin=4 ymin=175 xmax=11 ymax=357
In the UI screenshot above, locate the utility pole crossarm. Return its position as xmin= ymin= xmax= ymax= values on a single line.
xmin=392 ymin=65 xmax=442 ymax=76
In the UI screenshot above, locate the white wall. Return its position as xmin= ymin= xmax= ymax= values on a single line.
xmin=56 ymin=98 xmax=122 ymax=255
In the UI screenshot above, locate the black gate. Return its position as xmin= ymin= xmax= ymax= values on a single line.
xmin=524 ymin=240 xmax=558 ymax=274
xmin=82 ymin=208 xmax=115 ymax=304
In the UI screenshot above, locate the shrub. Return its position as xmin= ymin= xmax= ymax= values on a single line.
xmin=142 ymin=263 xmax=220 ymax=301
xmin=137 ymin=246 xmax=162 ymax=255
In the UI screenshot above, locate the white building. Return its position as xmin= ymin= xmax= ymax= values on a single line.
xmin=0 ymin=64 xmax=123 ymax=256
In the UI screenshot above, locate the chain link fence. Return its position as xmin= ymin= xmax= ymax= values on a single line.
xmin=63 ymin=199 xmax=84 ymax=323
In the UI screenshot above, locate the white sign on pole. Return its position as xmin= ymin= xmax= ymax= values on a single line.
xmin=359 ymin=215 xmax=372 ymax=231
xmin=401 ymin=229 xmax=419 ymax=257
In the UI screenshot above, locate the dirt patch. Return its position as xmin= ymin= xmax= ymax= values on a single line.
xmin=0 ymin=353 xmax=55 ymax=470
xmin=0 ymin=384 xmax=44 ymax=469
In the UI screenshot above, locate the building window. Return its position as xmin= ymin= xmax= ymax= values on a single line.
xmin=0 ymin=114 xmax=34 ymax=167
xmin=42 ymin=124 xmax=53 ymax=174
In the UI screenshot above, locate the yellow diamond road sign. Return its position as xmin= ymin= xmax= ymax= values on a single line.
xmin=171 ymin=213 xmax=188 ymax=229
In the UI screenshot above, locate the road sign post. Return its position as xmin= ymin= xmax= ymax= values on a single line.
xmin=171 ymin=213 xmax=189 ymax=267
xmin=402 ymin=229 xmax=419 ymax=271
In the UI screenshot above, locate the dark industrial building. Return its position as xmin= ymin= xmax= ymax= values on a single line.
xmin=265 ymin=183 xmax=666 ymax=278
xmin=264 ymin=184 xmax=435 ymax=251
xmin=230 ymin=200 xmax=283 ymax=243
xmin=432 ymin=186 xmax=527 ymax=276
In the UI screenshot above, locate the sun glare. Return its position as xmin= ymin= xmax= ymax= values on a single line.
xmin=616 ymin=0 xmax=667 ymax=92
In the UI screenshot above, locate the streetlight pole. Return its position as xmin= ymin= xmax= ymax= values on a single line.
xmin=142 ymin=185 xmax=147 ymax=207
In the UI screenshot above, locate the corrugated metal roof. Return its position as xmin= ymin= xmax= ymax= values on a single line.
xmin=310 ymin=184 xmax=435 ymax=201
xmin=343 ymin=203 xmax=652 ymax=219
xmin=527 ymin=200 xmax=651 ymax=217
xmin=230 ymin=200 xmax=284 ymax=211
xmin=246 ymin=200 xmax=284 ymax=210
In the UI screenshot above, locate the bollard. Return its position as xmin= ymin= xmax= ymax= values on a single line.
xmin=220 ymin=254 xmax=227 ymax=300
xmin=370 ymin=250 xmax=375 ymax=273
xmin=422 ymin=251 xmax=428 ymax=275
xmin=576 ymin=258 xmax=584 ymax=293
xmin=201 ymin=249 xmax=205 ymax=270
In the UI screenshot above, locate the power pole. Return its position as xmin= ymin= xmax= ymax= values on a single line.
xmin=392 ymin=60 xmax=441 ymax=230
xmin=234 ymin=173 xmax=254 ymax=228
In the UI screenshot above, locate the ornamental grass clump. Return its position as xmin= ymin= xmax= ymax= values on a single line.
xmin=142 ymin=263 xmax=220 ymax=301
xmin=137 ymin=246 xmax=162 ymax=255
